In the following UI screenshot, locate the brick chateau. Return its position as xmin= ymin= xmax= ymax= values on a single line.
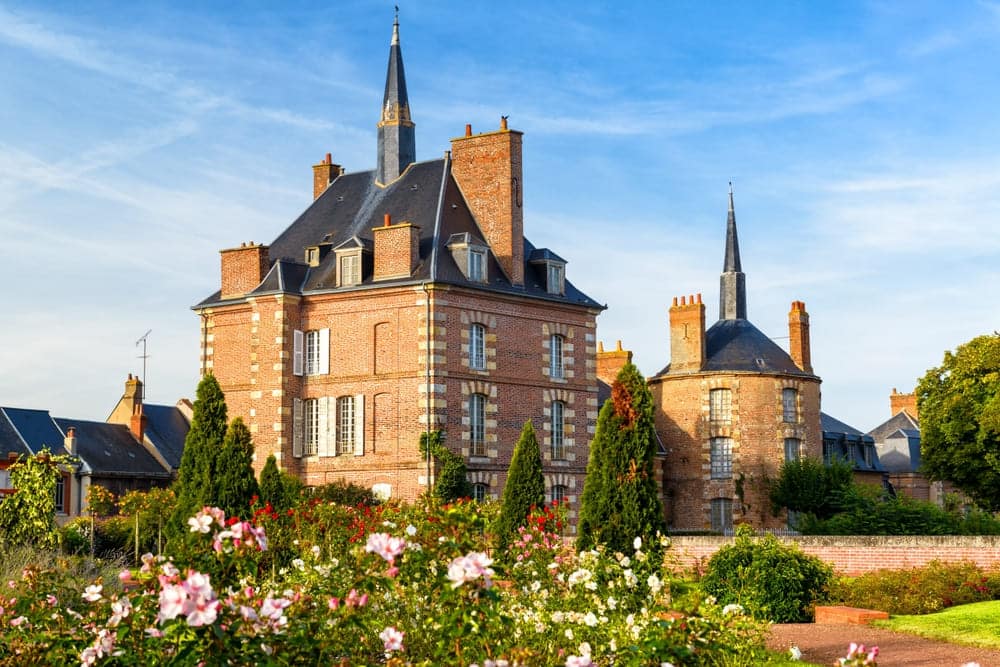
xmin=194 ymin=16 xmax=603 ymax=520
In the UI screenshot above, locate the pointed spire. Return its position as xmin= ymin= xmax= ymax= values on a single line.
xmin=377 ymin=8 xmax=416 ymax=184
xmin=719 ymin=182 xmax=747 ymax=320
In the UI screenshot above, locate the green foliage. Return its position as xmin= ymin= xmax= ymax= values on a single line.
xmin=494 ymin=420 xmax=546 ymax=554
xmin=796 ymin=485 xmax=1000 ymax=535
xmin=700 ymin=526 xmax=833 ymax=622
xmin=420 ymin=430 xmax=473 ymax=502
xmin=0 ymin=448 xmax=76 ymax=549
xmin=214 ymin=417 xmax=260 ymax=520
xmin=259 ymin=454 xmax=284 ymax=507
xmin=828 ymin=561 xmax=1000 ymax=615
xmin=577 ymin=362 xmax=666 ymax=554
xmin=311 ymin=479 xmax=381 ymax=507
xmin=917 ymin=332 xmax=1000 ymax=510
xmin=875 ymin=600 xmax=1000 ymax=648
xmin=170 ymin=373 xmax=228 ymax=538
xmin=769 ymin=456 xmax=854 ymax=520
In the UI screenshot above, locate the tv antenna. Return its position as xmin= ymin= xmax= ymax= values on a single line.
xmin=136 ymin=329 xmax=152 ymax=401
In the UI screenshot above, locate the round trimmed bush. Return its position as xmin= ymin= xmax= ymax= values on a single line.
xmin=700 ymin=526 xmax=833 ymax=622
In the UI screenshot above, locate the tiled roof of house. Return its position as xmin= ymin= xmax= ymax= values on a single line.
xmin=656 ymin=318 xmax=811 ymax=376
xmin=0 ymin=408 xmax=33 ymax=457
xmin=867 ymin=410 xmax=920 ymax=443
xmin=821 ymin=411 xmax=865 ymax=436
xmin=196 ymin=159 xmax=601 ymax=310
xmin=142 ymin=403 xmax=190 ymax=470
xmin=54 ymin=418 xmax=170 ymax=478
xmin=1 ymin=407 xmax=68 ymax=455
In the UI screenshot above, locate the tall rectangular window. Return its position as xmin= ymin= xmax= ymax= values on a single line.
xmin=709 ymin=389 xmax=732 ymax=423
xmin=546 ymin=263 xmax=564 ymax=295
xmin=304 ymin=398 xmax=319 ymax=456
xmin=469 ymin=250 xmax=485 ymax=282
xmin=710 ymin=437 xmax=733 ymax=479
xmin=470 ymin=393 xmax=486 ymax=457
xmin=784 ymin=437 xmax=801 ymax=462
xmin=782 ymin=388 xmax=798 ymax=423
xmin=337 ymin=396 xmax=355 ymax=454
xmin=710 ymin=498 xmax=733 ymax=533
xmin=551 ymin=484 xmax=567 ymax=505
xmin=54 ymin=476 xmax=66 ymax=514
xmin=470 ymin=324 xmax=486 ymax=370
xmin=472 ymin=483 xmax=488 ymax=502
xmin=340 ymin=253 xmax=361 ymax=286
xmin=551 ymin=400 xmax=566 ymax=460
xmin=550 ymin=334 xmax=564 ymax=379
xmin=305 ymin=330 xmax=321 ymax=375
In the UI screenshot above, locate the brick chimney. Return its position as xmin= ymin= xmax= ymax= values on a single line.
xmin=597 ymin=340 xmax=633 ymax=385
xmin=313 ymin=153 xmax=343 ymax=200
xmin=788 ymin=300 xmax=812 ymax=374
xmin=373 ymin=213 xmax=420 ymax=280
xmin=669 ymin=294 xmax=706 ymax=372
xmin=64 ymin=426 xmax=77 ymax=456
xmin=450 ymin=118 xmax=524 ymax=286
xmin=130 ymin=404 xmax=147 ymax=443
xmin=890 ymin=388 xmax=918 ymax=420
xmin=220 ymin=242 xmax=270 ymax=299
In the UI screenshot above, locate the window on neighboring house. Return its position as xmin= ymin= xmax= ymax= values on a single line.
xmin=710 ymin=437 xmax=733 ymax=479
xmin=710 ymin=498 xmax=733 ymax=533
xmin=549 ymin=334 xmax=564 ymax=379
xmin=709 ymin=388 xmax=732 ymax=423
xmin=784 ymin=437 xmax=801 ymax=462
xmin=0 ymin=468 xmax=10 ymax=489
xmin=337 ymin=396 xmax=355 ymax=455
xmin=546 ymin=263 xmax=565 ymax=295
xmin=822 ymin=440 xmax=833 ymax=465
xmin=469 ymin=250 xmax=485 ymax=282
xmin=782 ymin=388 xmax=798 ymax=423
xmin=551 ymin=484 xmax=567 ymax=505
xmin=340 ymin=253 xmax=361 ymax=286
xmin=863 ymin=444 xmax=873 ymax=467
xmin=470 ymin=393 xmax=486 ymax=457
xmin=54 ymin=475 xmax=66 ymax=514
xmin=551 ymin=400 xmax=566 ymax=460
xmin=472 ymin=483 xmax=488 ymax=502
xmin=469 ymin=324 xmax=486 ymax=370
xmin=303 ymin=398 xmax=320 ymax=456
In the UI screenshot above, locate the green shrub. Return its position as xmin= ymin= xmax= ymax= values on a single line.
xmin=311 ymin=479 xmax=381 ymax=507
xmin=700 ymin=527 xmax=833 ymax=622
xmin=827 ymin=560 xmax=1000 ymax=615
xmin=769 ymin=456 xmax=854 ymax=520
xmin=799 ymin=491 xmax=1000 ymax=535
xmin=494 ymin=420 xmax=546 ymax=554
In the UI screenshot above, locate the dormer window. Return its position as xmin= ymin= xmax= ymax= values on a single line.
xmin=446 ymin=232 xmax=489 ymax=283
xmin=332 ymin=236 xmax=370 ymax=288
xmin=546 ymin=263 xmax=565 ymax=295
xmin=305 ymin=247 xmax=319 ymax=267
xmin=528 ymin=248 xmax=567 ymax=296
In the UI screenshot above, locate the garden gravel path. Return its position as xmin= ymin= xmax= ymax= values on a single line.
xmin=767 ymin=623 xmax=1000 ymax=666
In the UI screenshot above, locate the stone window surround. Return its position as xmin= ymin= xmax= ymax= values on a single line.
xmin=541 ymin=388 xmax=576 ymax=464
xmin=542 ymin=322 xmax=574 ymax=383
xmin=461 ymin=381 xmax=498 ymax=460
xmin=460 ymin=310 xmax=497 ymax=375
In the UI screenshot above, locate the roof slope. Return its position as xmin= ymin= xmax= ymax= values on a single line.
xmin=867 ymin=411 xmax=920 ymax=443
xmin=656 ymin=318 xmax=811 ymax=376
xmin=142 ymin=403 xmax=189 ymax=470
xmin=0 ymin=408 xmax=32 ymax=457
xmin=821 ymin=411 xmax=865 ymax=436
xmin=198 ymin=159 xmax=601 ymax=309
xmin=1 ymin=407 xmax=67 ymax=455
xmin=54 ymin=418 xmax=170 ymax=478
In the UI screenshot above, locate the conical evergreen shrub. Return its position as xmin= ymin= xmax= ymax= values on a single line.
xmin=494 ymin=420 xmax=546 ymax=553
xmin=215 ymin=417 xmax=260 ymax=520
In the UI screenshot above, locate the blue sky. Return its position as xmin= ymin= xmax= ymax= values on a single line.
xmin=1 ymin=1 xmax=998 ymax=432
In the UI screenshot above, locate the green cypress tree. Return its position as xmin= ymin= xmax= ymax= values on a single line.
xmin=259 ymin=454 xmax=285 ymax=510
xmin=494 ymin=420 xmax=546 ymax=553
xmin=170 ymin=373 xmax=228 ymax=536
xmin=215 ymin=418 xmax=260 ymax=520
xmin=577 ymin=362 xmax=666 ymax=553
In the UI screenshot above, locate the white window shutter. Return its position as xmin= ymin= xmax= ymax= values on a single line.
xmin=292 ymin=398 xmax=303 ymax=458
xmin=354 ymin=394 xmax=365 ymax=456
xmin=331 ymin=397 xmax=340 ymax=456
xmin=319 ymin=328 xmax=330 ymax=375
xmin=293 ymin=330 xmax=304 ymax=376
xmin=317 ymin=397 xmax=329 ymax=457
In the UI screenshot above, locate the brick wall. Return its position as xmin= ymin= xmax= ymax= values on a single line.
xmin=220 ymin=243 xmax=269 ymax=299
xmin=669 ymin=535 xmax=1000 ymax=575
xmin=373 ymin=219 xmax=420 ymax=280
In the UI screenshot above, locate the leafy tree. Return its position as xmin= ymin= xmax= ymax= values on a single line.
xmin=215 ymin=418 xmax=260 ymax=520
xmin=577 ymin=363 xmax=666 ymax=553
xmin=0 ymin=448 xmax=75 ymax=549
xmin=170 ymin=373 xmax=228 ymax=536
xmin=494 ymin=420 xmax=546 ymax=553
xmin=769 ymin=456 xmax=854 ymax=521
xmin=917 ymin=333 xmax=1000 ymax=510
xmin=419 ymin=430 xmax=472 ymax=503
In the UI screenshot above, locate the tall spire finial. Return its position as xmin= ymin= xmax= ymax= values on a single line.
xmin=720 ymin=183 xmax=747 ymax=320
xmin=377 ymin=7 xmax=416 ymax=184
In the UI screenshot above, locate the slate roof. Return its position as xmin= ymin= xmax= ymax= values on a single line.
xmin=821 ymin=411 xmax=884 ymax=473
xmin=196 ymin=159 xmax=602 ymax=310
xmin=867 ymin=410 xmax=920 ymax=443
xmin=1 ymin=407 xmax=68 ymax=455
xmin=654 ymin=318 xmax=812 ymax=377
xmin=54 ymin=418 xmax=170 ymax=478
xmin=0 ymin=408 xmax=32 ymax=457
xmin=142 ymin=403 xmax=190 ymax=470
xmin=820 ymin=411 xmax=865 ymax=436
xmin=868 ymin=412 xmax=922 ymax=474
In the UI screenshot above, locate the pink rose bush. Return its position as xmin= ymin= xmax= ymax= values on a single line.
xmin=1 ymin=500 xmax=794 ymax=665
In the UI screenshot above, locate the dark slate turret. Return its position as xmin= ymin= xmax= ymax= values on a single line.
xmin=376 ymin=12 xmax=416 ymax=185
xmin=719 ymin=185 xmax=747 ymax=320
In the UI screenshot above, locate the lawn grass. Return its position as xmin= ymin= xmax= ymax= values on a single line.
xmin=872 ymin=600 xmax=1000 ymax=648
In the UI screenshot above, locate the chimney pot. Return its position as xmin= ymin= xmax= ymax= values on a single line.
xmin=672 ymin=296 xmax=678 ymax=307
xmin=465 ymin=123 xmax=472 ymax=137
xmin=384 ymin=213 xmax=392 ymax=227
xmin=696 ymin=293 xmax=702 ymax=304
xmin=597 ymin=341 xmax=605 ymax=353
xmin=680 ymin=296 xmax=686 ymax=306
xmin=616 ymin=340 xmax=623 ymax=351
xmin=325 ymin=152 xmax=332 ymax=164
xmin=500 ymin=116 xmax=508 ymax=130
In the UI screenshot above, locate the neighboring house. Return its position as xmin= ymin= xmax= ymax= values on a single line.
xmin=0 ymin=375 xmax=189 ymax=519
xmin=647 ymin=189 xmax=823 ymax=532
xmin=867 ymin=389 xmax=954 ymax=504
xmin=193 ymin=17 xmax=603 ymax=526
xmin=820 ymin=411 xmax=886 ymax=486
